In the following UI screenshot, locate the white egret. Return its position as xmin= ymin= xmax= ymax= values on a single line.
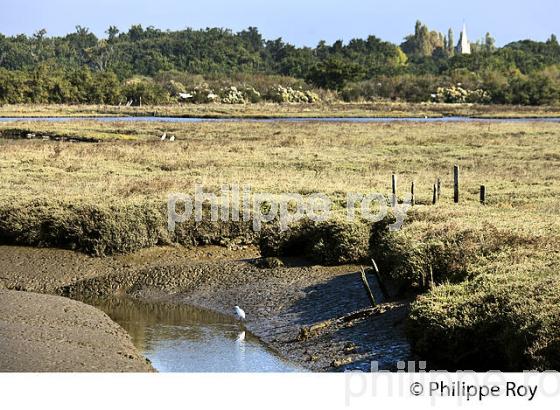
xmin=234 ymin=305 xmax=246 ymax=321
xmin=169 ymin=135 xmax=176 ymax=142
xmin=236 ymin=331 xmax=246 ymax=342
xmin=160 ymin=132 xmax=167 ymax=141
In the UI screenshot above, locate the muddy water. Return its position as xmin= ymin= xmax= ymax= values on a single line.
xmin=87 ymin=298 xmax=306 ymax=373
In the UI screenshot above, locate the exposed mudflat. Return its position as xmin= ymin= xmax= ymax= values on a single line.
xmin=0 ymin=245 xmax=412 ymax=371
xmin=0 ymin=289 xmax=153 ymax=372
xmin=0 ymin=244 xmax=258 ymax=293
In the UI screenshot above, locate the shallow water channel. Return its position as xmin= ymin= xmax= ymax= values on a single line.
xmin=87 ymin=298 xmax=305 ymax=372
xmin=2 ymin=116 xmax=560 ymax=123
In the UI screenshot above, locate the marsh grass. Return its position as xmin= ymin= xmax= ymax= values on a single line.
xmin=1 ymin=118 xmax=559 ymax=369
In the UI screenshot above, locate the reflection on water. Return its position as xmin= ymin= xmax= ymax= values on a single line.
xmin=1 ymin=116 xmax=560 ymax=123
xmin=87 ymin=298 xmax=305 ymax=373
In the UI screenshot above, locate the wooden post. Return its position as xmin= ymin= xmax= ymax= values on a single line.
xmin=371 ymin=258 xmax=389 ymax=300
xmin=453 ymin=165 xmax=459 ymax=203
xmin=429 ymin=265 xmax=435 ymax=289
xmin=391 ymin=174 xmax=397 ymax=207
xmin=432 ymin=183 xmax=437 ymax=205
xmin=480 ymin=185 xmax=486 ymax=205
xmin=437 ymin=178 xmax=441 ymax=200
xmin=410 ymin=181 xmax=415 ymax=206
xmin=359 ymin=267 xmax=377 ymax=308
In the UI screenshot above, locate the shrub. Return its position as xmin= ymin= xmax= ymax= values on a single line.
xmin=242 ymin=86 xmax=262 ymax=103
xmin=408 ymin=272 xmax=560 ymax=370
xmin=369 ymin=216 xmax=539 ymax=291
xmin=342 ymin=75 xmax=443 ymax=103
xmin=266 ymin=86 xmax=319 ymax=103
xmin=121 ymin=77 xmax=170 ymax=105
xmin=260 ymin=219 xmax=370 ymax=264
xmin=220 ymin=86 xmax=246 ymax=104
xmin=163 ymin=79 xmax=187 ymax=96
xmin=434 ymin=86 xmax=491 ymax=103
xmin=0 ymin=200 xmax=257 ymax=256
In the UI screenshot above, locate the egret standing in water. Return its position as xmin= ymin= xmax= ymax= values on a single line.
xmin=236 ymin=331 xmax=246 ymax=342
xmin=234 ymin=305 xmax=246 ymax=321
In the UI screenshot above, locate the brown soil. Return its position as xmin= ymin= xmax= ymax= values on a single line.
xmin=0 ymin=245 xmax=411 ymax=371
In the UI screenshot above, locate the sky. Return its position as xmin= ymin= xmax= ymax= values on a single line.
xmin=0 ymin=0 xmax=558 ymax=47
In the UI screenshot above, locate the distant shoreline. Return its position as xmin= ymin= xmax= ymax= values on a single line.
xmin=1 ymin=102 xmax=560 ymax=120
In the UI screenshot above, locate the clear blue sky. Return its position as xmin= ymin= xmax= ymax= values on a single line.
xmin=1 ymin=0 xmax=558 ymax=46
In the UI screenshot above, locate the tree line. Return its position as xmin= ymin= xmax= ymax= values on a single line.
xmin=0 ymin=22 xmax=559 ymax=105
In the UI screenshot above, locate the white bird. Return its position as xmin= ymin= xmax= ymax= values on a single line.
xmin=234 ymin=305 xmax=246 ymax=321
xmin=236 ymin=331 xmax=246 ymax=342
xmin=169 ymin=135 xmax=176 ymax=142
xmin=160 ymin=132 xmax=167 ymax=141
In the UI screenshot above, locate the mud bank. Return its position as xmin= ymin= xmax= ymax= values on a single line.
xmin=0 ymin=245 xmax=411 ymax=371
xmin=0 ymin=290 xmax=153 ymax=372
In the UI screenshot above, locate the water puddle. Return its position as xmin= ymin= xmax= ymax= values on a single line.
xmin=86 ymin=297 xmax=305 ymax=373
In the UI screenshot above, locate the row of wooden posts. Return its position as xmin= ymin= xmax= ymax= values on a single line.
xmin=391 ymin=165 xmax=487 ymax=205
xmin=361 ymin=166 xmax=488 ymax=308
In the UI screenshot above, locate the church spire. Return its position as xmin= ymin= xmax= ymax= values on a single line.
xmin=457 ymin=23 xmax=471 ymax=54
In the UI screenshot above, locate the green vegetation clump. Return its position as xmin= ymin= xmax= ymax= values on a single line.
xmin=260 ymin=219 xmax=370 ymax=265
xmin=364 ymin=207 xmax=560 ymax=370
xmin=266 ymin=86 xmax=319 ymax=103
xmin=0 ymin=200 xmax=161 ymax=255
xmin=408 ymin=272 xmax=560 ymax=370
xmin=434 ymin=86 xmax=491 ymax=104
xmin=0 ymin=200 xmax=257 ymax=256
xmin=369 ymin=213 xmax=539 ymax=291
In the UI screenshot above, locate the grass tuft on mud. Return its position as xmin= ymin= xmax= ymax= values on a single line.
xmin=0 ymin=200 xmax=256 ymax=256
xmin=260 ymin=219 xmax=371 ymax=265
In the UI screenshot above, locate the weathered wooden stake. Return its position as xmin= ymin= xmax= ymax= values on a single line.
xmin=429 ymin=265 xmax=435 ymax=289
xmin=437 ymin=178 xmax=441 ymax=200
xmin=480 ymin=185 xmax=486 ymax=205
xmin=359 ymin=267 xmax=377 ymax=308
xmin=391 ymin=174 xmax=397 ymax=207
xmin=453 ymin=165 xmax=459 ymax=203
xmin=432 ymin=183 xmax=437 ymax=205
xmin=410 ymin=181 xmax=415 ymax=206
xmin=371 ymin=258 xmax=389 ymax=300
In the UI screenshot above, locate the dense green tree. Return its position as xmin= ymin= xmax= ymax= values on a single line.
xmin=401 ymin=21 xmax=445 ymax=58
xmin=485 ymin=33 xmax=496 ymax=52
xmin=307 ymin=56 xmax=364 ymax=90
xmin=0 ymin=23 xmax=558 ymax=106
xmin=106 ymin=26 xmax=120 ymax=43
xmin=447 ymin=28 xmax=455 ymax=56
